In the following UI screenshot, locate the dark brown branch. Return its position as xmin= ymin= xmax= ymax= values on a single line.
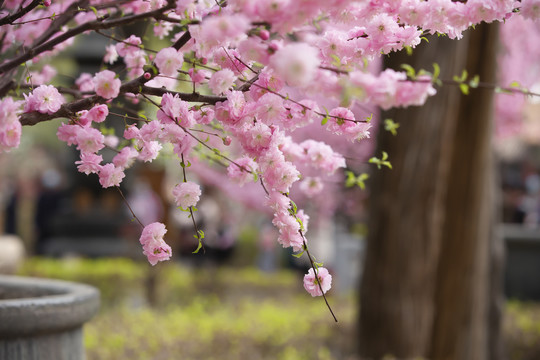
xmin=18 ymin=85 xmax=225 ymax=126
xmin=140 ymin=86 xmax=226 ymax=104
xmin=0 ymin=0 xmax=41 ymax=26
xmin=0 ymin=2 xmax=174 ymax=75
xmin=172 ymin=30 xmax=192 ymax=51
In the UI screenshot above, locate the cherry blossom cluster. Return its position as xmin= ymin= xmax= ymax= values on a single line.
xmin=0 ymin=0 xmax=537 ymax=297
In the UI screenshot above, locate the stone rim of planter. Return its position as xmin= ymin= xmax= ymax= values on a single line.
xmin=0 ymin=275 xmax=100 ymax=338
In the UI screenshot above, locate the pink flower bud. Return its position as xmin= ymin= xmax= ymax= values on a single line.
xmin=259 ymin=29 xmax=270 ymax=40
xmin=222 ymin=136 xmax=232 ymax=146
xmin=144 ymin=72 xmax=151 ymax=79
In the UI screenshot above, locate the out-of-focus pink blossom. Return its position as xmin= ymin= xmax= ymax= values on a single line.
xmin=269 ymin=43 xmax=320 ymax=87
xmin=208 ymin=69 xmax=236 ymax=95
xmin=155 ymin=47 xmax=184 ymax=77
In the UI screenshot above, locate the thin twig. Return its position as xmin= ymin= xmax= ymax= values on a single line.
xmin=181 ymin=153 xmax=205 ymax=254
xmin=116 ymin=186 xmax=145 ymax=229
xmin=302 ymin=235 xmax=338 ymax=323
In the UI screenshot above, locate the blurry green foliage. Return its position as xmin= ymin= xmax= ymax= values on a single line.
xmin=18 ymin=257 xmax=356 ymax=359
xmin=504 ymin=300 xmax=540 ymax=360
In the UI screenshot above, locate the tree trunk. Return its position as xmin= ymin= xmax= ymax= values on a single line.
xmin=359 ymin=23 xmax=501 ymax=360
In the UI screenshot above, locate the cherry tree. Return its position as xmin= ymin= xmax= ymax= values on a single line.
xmin=1 ymin=0 xmax=539 ymax=326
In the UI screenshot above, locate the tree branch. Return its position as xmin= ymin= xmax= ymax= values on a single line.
xmin=0 ymin=0 xmax=41 ymax=26
xmin=0 ymin=2 xmax=174 ymax=75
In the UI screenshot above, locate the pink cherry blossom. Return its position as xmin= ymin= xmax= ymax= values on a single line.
xmin=75 ymin=127 xmax=105 ymax=154
xmin=138 ymin=140 xmax=162 ymax=162
xmin=125 ymin=52 xmax=146 ymax=79
xmin=113 ymin=147 xmax=138 ymax=169
xmin=155 ymin=47 xmax=184 ymax=77
xmin=139 ymin=222 xmax=172 ymax=266
xmin=75 ymin=73 xmax=94 ymax=92
xmin=0 ymin=121 xmax=22 ymax=152
xmin=83 ymin=104 xmax=108 ymax=123
xmin=116 ymin=35 xmax=142 ymax=58
xmin=93 ymin=70 xmax=121 ymax=99
xmin=75 ymin=152 xmax=103 ymax=175
xmin=104 ymin=44 xmax=118 ymax=64
xmin=269 ymin=43 xmax=320 ymax=87
xmin=23 ymin=85 xmax=64 ymax=114
xmin=188 ymin=68 xmax=209 ymax=84
xmin=272 ymin=211 xmax=303 ymax=251
xmin=98 ymin=163 xmax=125 ymax=188
xmin=303 ymin=267 xmax=332 ymax=297
xmin=0 ymin=97 xmax=22 ymax=152
xmin=56 ymin=123 xmax=79 ymax=146
xmin=124 ymin=124 xmax=140 ymax=140
xmin=299 ymin=177 xmax=324 ymax=197
xmin=157 ymin=93 xmax=195 ymax=127
xmin=227 ymin=157 xmax=258 ymax=186
xmin=172 ymin=181 xmax=201 ymax=209
xmin=208 ymin=69 xmax=236 ymax=95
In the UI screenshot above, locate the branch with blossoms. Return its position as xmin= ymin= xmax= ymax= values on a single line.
xmin=1 ymin=0 xmax=538 ymax=321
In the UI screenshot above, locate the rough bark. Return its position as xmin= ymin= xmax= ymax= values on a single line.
xmin=429 ymin=22 xmax=500 ymax=360
xmin=359 ymin=23 xmax=501 ymax=360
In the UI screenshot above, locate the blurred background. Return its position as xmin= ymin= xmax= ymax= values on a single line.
xmin=2 ymin=15 xmax=540 ymax=360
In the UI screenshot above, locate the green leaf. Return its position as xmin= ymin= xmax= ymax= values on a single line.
xmin=369 ymin=152 xmax=392 ymax=170
xmin=369 ymin=157 xmax=381 ymax=169
xmin=330 ymin=54 xmax=342 ymax=67
xmin=459 ymin=83 xmax=469 ymax=95
xmin=495 ymin=86 xmax=510 ymax=94
xmin=469 ymin=75 xmax=480 ymax=88
xmin=289 ymin=200 xmax=298 ymax=214
xmin=384 ymin=119 xmax=400 ymax=136
xmin=404 ymin=45 xmax=413 ymax=56
xmin=321 ymin=116 xmax=329 ymax=125
xmin=432 ymin=63 xmax=440 ymax=81
xmin=192 ymin=240 xmax=203 ymax=254
xmin=400 ymin=64 xmax=416 ymax=79
xmin=453 ymin=69 xmax=468 ymax=83
xmin=365 ymin=113 xmax=373 ymax=123
xmin=357 ymin=173 xmax=369 ymax=190
xmin=345 ymin=171 xmax=356 ymax=188
xmin=292 ymin=251 xmax=305 ymax=258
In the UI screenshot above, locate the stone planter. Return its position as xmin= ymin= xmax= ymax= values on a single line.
xmin=0 ymin=275 xmax=100 ymax=360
